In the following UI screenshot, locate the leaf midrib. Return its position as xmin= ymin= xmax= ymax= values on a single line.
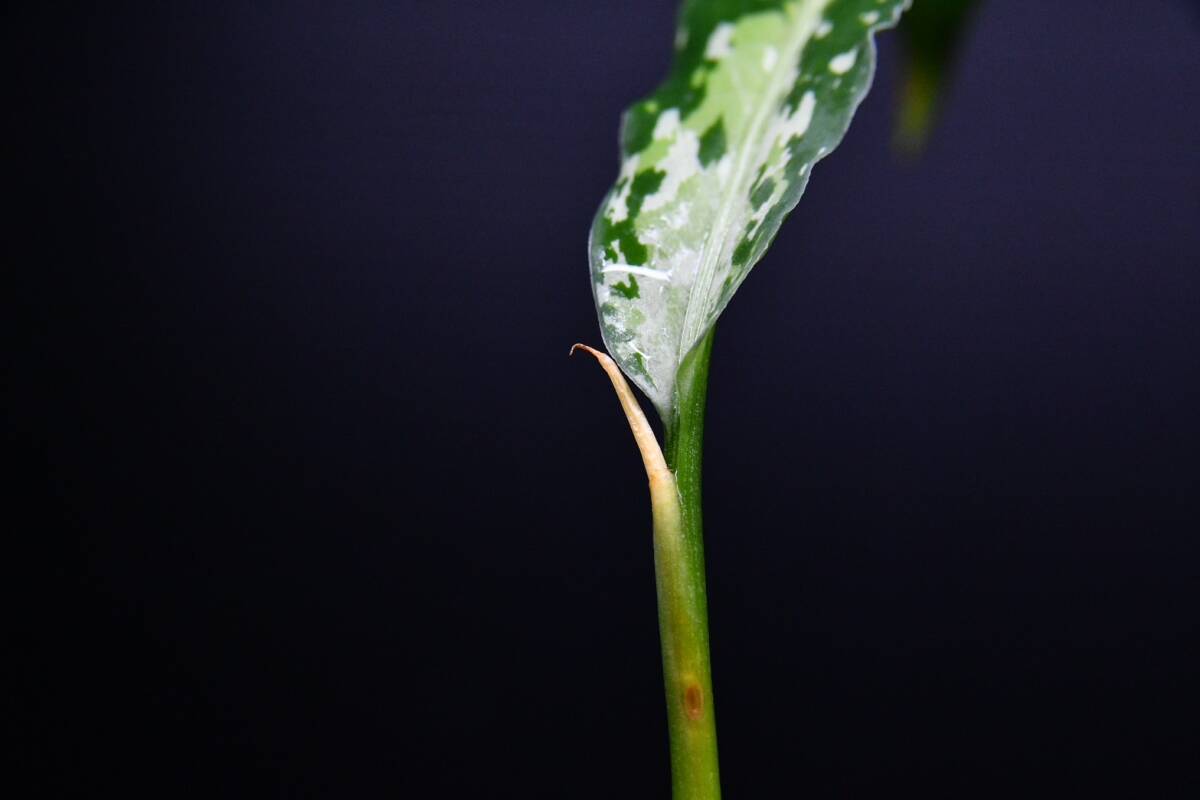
xmin=676 ymin=0 xmax=831 ymax=378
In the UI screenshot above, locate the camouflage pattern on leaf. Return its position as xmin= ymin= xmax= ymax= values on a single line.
xmin=590 ymin=0 xmax=910 ymax=415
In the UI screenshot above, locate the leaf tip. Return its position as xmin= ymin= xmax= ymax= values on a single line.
xmin=570 ymin=342 xmax=614 ymax=367
xmin=569 ymin=341 xmax=671 ymax=485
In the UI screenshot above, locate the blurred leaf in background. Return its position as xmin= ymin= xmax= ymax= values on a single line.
xmin=894 ymin=0 xmax=980 ymax=156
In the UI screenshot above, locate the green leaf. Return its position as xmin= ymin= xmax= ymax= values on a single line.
xmin=894 ymin=0 xmax=980 ymax=155
xmin=590 ymin=0 xmax=910 ymax=416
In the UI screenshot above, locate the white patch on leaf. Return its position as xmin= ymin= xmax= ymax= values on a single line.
xmin=761 ymin=46 xmax=778 ymax=71
xmin=643 ymin=110 xmax=702 ymax=213
xmin=716 ymin=153 xmax=733 ymax=185
xmin=602 ymin=265 xmax=672 ymax=281
xmin=606 ymin=155 xmax=640 ymax=223
xmin=771 ymin=90 xmax=816 ymax=148
xmin=829 ymin=48 xmax=857 ymax=74
xmin=705 ymin=23 xmax=735 ymax=60
xmin=652 ymin=108 xmax=680 ymax=141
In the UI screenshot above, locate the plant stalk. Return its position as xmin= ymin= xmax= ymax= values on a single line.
xmin=658 ymin=328 xmax=719 ymax=800
xmin=572 ymin=330 xmax=720 ymax=799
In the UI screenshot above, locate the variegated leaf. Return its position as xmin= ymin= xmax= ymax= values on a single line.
xmin=590 ymin=0 xmax=910 ymax=416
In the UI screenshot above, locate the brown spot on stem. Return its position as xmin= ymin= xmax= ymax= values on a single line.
xmin=683 ymin=683 xmax=704 ymax=721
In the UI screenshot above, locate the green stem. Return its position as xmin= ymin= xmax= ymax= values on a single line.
xmin=656 ymin=328 xmax=719 ymax=800
xmin=570 ymin=334 xmax=719 ymax=797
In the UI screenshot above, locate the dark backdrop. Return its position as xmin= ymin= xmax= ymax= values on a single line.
xmin=13 ymin=1 xmax=1200 ymax=796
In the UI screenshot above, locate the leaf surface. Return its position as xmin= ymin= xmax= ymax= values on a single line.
xmin=590 ymin=0 xmax=910 ymax=415
xmin=895 ymin=0 xmax=979 ymax=154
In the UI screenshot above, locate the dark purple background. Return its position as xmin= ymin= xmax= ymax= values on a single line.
xmin=13 ymin=1 xmax=1200 ymax=795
